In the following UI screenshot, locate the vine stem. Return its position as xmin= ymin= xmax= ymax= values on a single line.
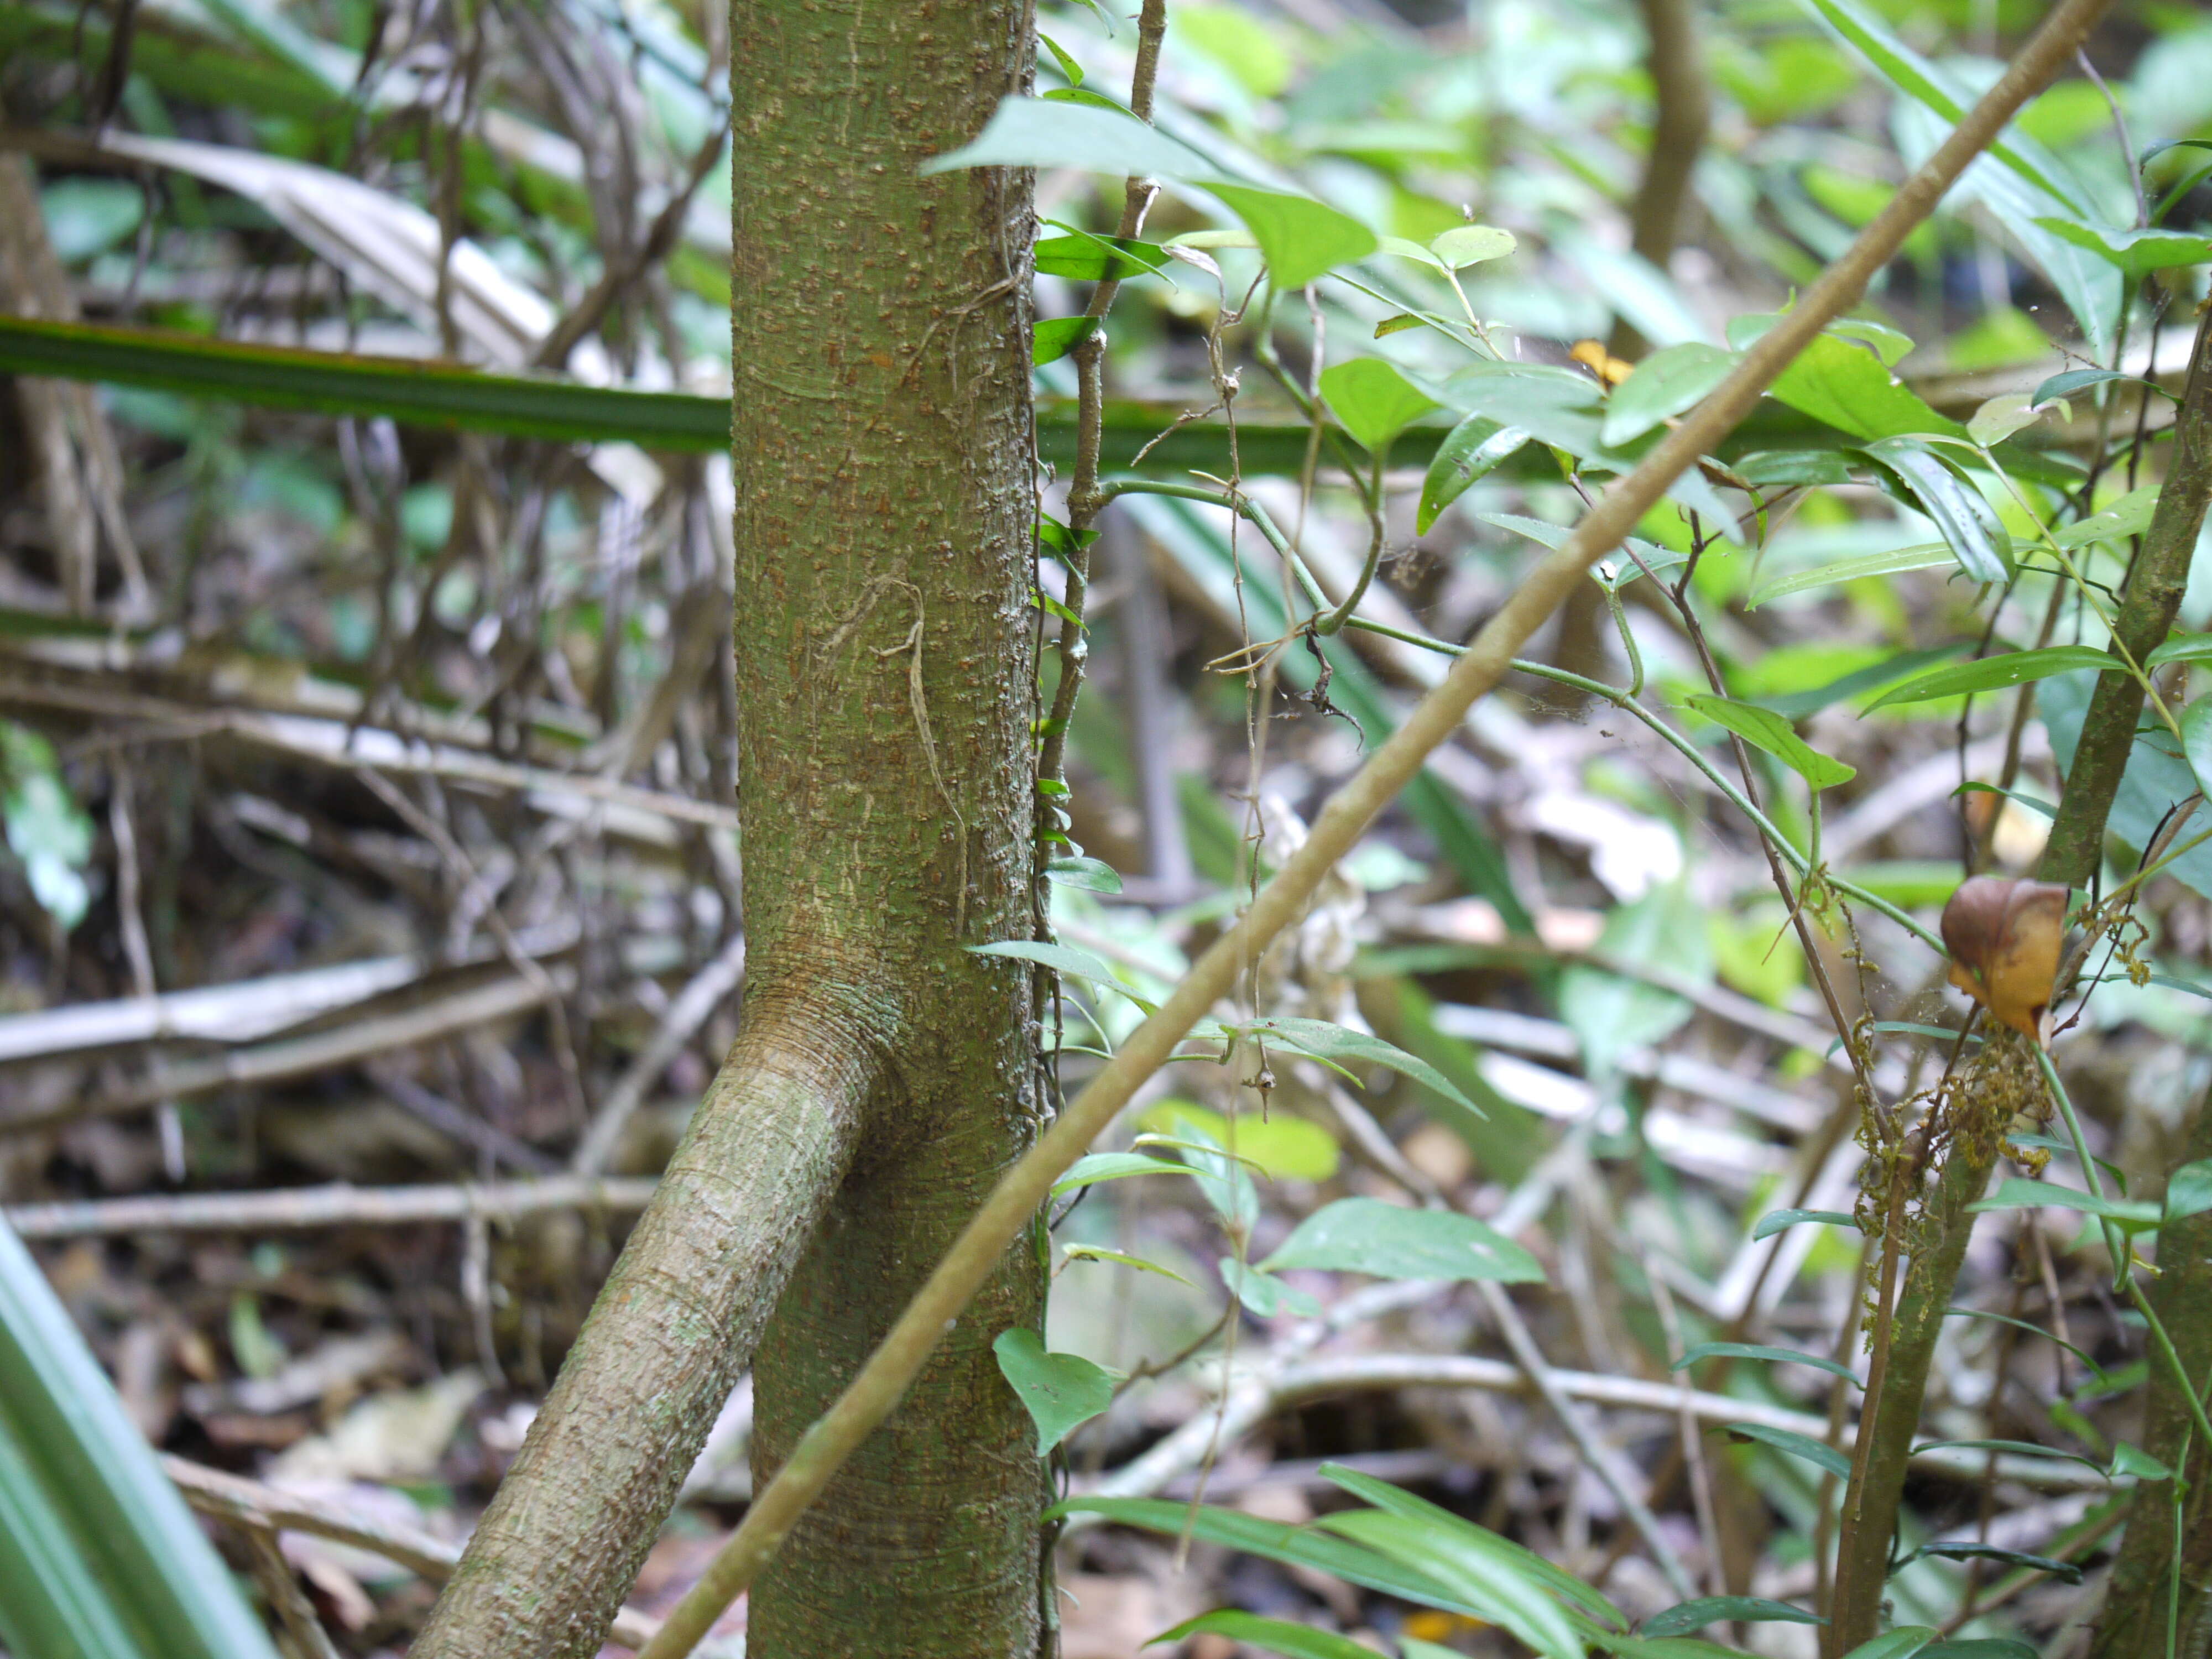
xmin=634 ymin=9 xmax=2115 ymax=1650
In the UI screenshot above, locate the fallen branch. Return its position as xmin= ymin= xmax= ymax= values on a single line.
xmin=4 ymin=1175 xmax=656 ymax=1238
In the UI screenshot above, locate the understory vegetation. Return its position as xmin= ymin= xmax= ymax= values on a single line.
xmin=1 ymin=0 xmax=2211 ymax=1657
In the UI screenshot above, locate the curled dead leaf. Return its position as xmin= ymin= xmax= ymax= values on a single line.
xmin=1941 ymin=876 xmax=2068 ymax=1046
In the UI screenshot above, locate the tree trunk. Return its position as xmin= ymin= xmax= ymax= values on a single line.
xmin=2086 ymin=1092 xmax=2212 ymax=1659
xmin=410 ymin=1 xmax=1041 ymax=1653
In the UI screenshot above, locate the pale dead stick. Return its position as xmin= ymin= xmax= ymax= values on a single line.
xmin=639 ymin=6 xmax=2118 ymax=1650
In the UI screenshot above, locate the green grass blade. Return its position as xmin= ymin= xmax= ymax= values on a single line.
xmin=0 ymin=1218 xmax=283 ymax=1659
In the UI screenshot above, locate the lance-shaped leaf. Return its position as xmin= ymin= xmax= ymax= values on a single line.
xmin=1686 ymin=694 xmax=1855 ymax=789
xmin=1149 ymin=1611 xmax=1382 ymax=1658
xmin=1260 ymin=1197 xmax=1542 ymax=1283
xmin=2034 ymin=220 xmax=2212 ymax=280
xmin=1864 ymin=645 xmax=2115 ymax=711
xmin=1644 ymin=1597 xmax=1825 ymax=1637
xmin=1672 ymin=1341 xmax=1860 ymax=1386
xmin=1969 ymin=1178 xmax=2162 ymax=1230
xmin=1854 ymin=437 xmax=2010 ymax=583
xmin=1721 ymin=1421 xmax=1852 ymax=1478
xmin=1417 ymin=415 xmax=1530 ymax=531
xmin=1752 ymin=1208 xmax=1859 ymax=1241
xmin=1247 ymin=1015 xmax=1485 ymax=1117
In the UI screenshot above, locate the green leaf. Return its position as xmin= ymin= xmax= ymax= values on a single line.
xmin=1915 ymin=1438 xmax=2104 ymax=1475
xmin=2109 ymin=1442 xmax=2173 ymax=1480
xmin=1897 ymin=1543 xmax=2083 ymax=1584
xmin=1032 ymin=233 xmax=1167 ymax=281
xmin=1644 ymin=1598 xmax=1825 ymax=1637
xmin=1601 ymin=343 xmax=1738 ymax=448
xmin=1037 ymin=30 xmax=1084 ymax=85
xmin=1321 ymin=1464 xmax=1626 ymax=1630
xmin=1045 ymin=854 xmax=1123 ymax=892
xmin=1039 ymin=1495 xmax=1486 ymax=1618
xmin=1479 ymin=512 xmax=1680 ymax=587
xmin=1943 ymin=1307 xmax=2111 ymax=1384
xmin=1430 ymin=223 xmax=1515 ymax=269
xmin=1721 ymin=1421 xmax=1852 ymax=1478
xmin=2033 ymin=368 xmax=2165 ymax=407
xmin=1766 ymin=331 xmax=1963 ymax=443
xmin=2166 ymin=1157 xmax=2212 ymax=1223
xmin=1316 ymin=1510 xmax=1592 ymax=1659
xmin=1318 ymin=358 xmax=1442 ymax=453
xmin=1033 ymin=316 xmax=1098 ymax=365
xmin=968 ymin=940 xmax=1157 ymax=1010
xmin=0 ymin=316 xmax=731 ymax=451
xmin=1839 ymin=1631 xmax=1939 ymax=1659
xmin=2052 ymin=483 xmax=2162 ymax=550
xmin=2183 ymin=696 xmax=2212 ymax=804
xmin=1969 ymin=1177 xmax=2162 ymax=1230
xmin=1223 ymin=1262 xmax=1323 ymax=1317
xmin=1138 ymin=1102 xmax=1340 ymax=1181
xmin=1208 ymin=184 xmax=1378 ymax=291
xmin=1062 ymin=1245 xmax=1191 ymax=1285
xmin=924 ymin=95 xmax=1218 ymax=180
xmin=1248 ymin=1015 xmax=1486 ymax=1119
xmin=1048 ymin=1152 xmax=1181 ymax=1197
xmin=1746 ymin=542 xmax=1953 ymax=608
xmin=1864 ymin=645 xmax=2115 ymax=711
xmin=1443 ymin=361 xmax=1615 ymax=460
xmin=0 ymin=724 xmax=92 ymax=931
xmin=1734 ymin=448 xmax=1854 ymax=488
xmin=1752 ymin=1208 xmax=1859 ymax=1241
xmin=2034 ymin=220 xmax=2212 ymax=280
xmin=1855 ymin=438 xmax=2010 ymax=583
xmin=1684 ymin=694 xmax=1855 ymax=789
xmin=1920 ymin=1641 xmax=2038 ymax=1659
xmin=0 ymin=1218 xmax=286 ymax=1659
xmin=1147 ymin=1610 xmax=1379 ymax=1658
xmin=990 ymin=1328 xmax=1115 ymax=1454
xmin=1259 ymin=1197 xmax=1542 ymax=1283
xmin=1673 ymin=1342 xmax=1860 ymax=1386
xmin=1967 ymin=393 xmax=2047 ymax=447
xmin=1417 ymin=416 xmax=1530 ymax=532
xmin=2149 ymin=633 xmax=2212 ymax=668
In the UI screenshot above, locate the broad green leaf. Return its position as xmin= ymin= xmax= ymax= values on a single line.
xmin=2183 ymin=696 xmax=2212 ymax=803
xmin=1898 ymin=1543 xmax=2083 ymax=1584
xmin=0 ymin=1219 xmax=285 ymax=1659
xmin=1049 ymin=1152 xmax=1181 ymax=1196
xmin=1673 ymin=1342 xmax=1859 ymax=1385
xmin=1855 ymin=438 xmax=2010 ymax=583
xmin=1250 ymin=1015 xmax=1486 ymax=1119
xmin=1147 ymin=1611 xmax=1380 ymax=1658
xmin=1316 ymin=1509 xmax=1591 ymax=1659
xmin=2166 ymin=1157 xmax=2212 ymax=1223
xmin=1443 ymin=360 xmax=1615 ymax=458
xmin=1967 ymin=393 xmax=2048 ymax=447
xmin=1913 ymin=1438 xmax=2103 ymax=1475
xmin=1378 ymin=234 xmax=1446 ymax=270
xmin=1721 ymin=1421 xmax=1852 ymax=1478
xmin=1685 ymin=694 xmax=1855 ymax=789
xmin=1734 ymin=448 xmax=1854 ymax=488
xmin=990 ymin=1328 xmax=1114 ymax=1454
xmin=1431 ymin=223 xmax=1515 ymax=268
xmin=1320 ymin=1464 xmax=1625 ymax=1630
xmin=1259 ymin=1197 xmax=1542 ymax=1283
xmin=1969 ymin=1177 xmax=2162 ymax=1230
xmin=1134 ymin=1102 xmax=1339 ymax=1181
xmin=2052 ymin=483 xmax=2162 ymax=550
xmin=1644 ymin=1598 xmax=1825 ymax=1637
xmin=1319 ymin=358 xmax=1442 ymax=453
xmin=1766 ymin=332 xmax=1963 ymax=444
xmin=1223 ymin=1261 xmax=1322 ymax=1317
xmin=1601 ymin=343 xmax=1738 ymax=448
xmin=1417 ymin=416 xmax=1530 ymax=531
xmin=1062 ymin=1244 xmax=1191 ymax=1285
xmin=2148 ymin=633 xmax=2212 ymax=668
xmin=1032 ymin=233 xmax=1166 ymax=281
xmin=1208 ymin=184 xmax=1378 ymax=290
xmin=2034 ymin=220 xmax=2212 ymax=280
xmin=1747 ymin=544 xmax=1952 ymax=608
xmin=1045 ymin=854 xmax=1122 ymax=892
xmin=1752 ymin=1208 xmax=1858 ymax=1241
xmin=0 ymin=316 xmax=729 ymax=451
xmin=1033 ymin=316 xmax=1097 ymax=365
xmin=1864 ymin=646 xmax=2115 ymax=711
xmin=924 ymin=95 xmax=1218 ymax=180
xmin=1039 ymin=1495 xmax=1485 ymax=1618
xmin=1840 ymin=1630 xmax=1939 ymax=1659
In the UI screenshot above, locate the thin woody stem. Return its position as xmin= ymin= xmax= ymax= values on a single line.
xmin=635 ymin=11 xmax=2117 ymax=1650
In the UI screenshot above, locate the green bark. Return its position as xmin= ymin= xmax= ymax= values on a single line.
xmin=1828 ymin=307 xmax=2212 ymax=1656
xmin=2088 ymin=1094 xmax=2212 ymax=1659
xmin=411 ymin=1 xmax=1041 ymax=1653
